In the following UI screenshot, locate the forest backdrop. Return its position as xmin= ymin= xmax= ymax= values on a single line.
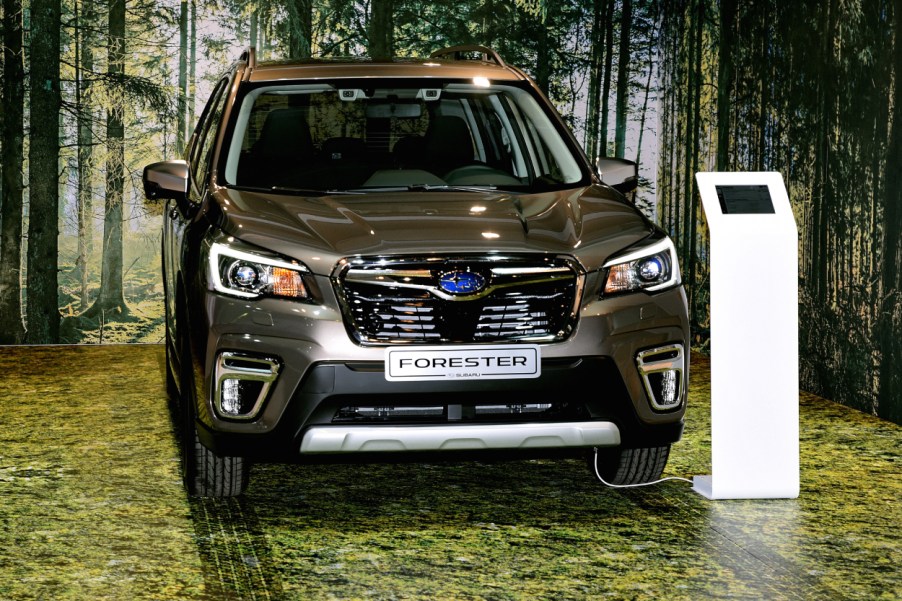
xmin=1 ymin=0 xmax=900 ymax=425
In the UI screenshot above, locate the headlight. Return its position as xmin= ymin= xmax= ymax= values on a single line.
xmin=601 ymin=237 xmax=681 ymax=296
xmin=208 ymin=238 xmax=311 ymax=300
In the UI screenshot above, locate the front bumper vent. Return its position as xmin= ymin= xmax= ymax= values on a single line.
xmin=334 ymin=403 xmax=555 ymax=423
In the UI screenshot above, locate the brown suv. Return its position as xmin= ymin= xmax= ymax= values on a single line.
xmin=143 ymin=45 xmax=689 ymax=497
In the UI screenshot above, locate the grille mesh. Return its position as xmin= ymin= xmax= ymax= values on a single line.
xmin=336 ymin=256 xmax=580 ymax=344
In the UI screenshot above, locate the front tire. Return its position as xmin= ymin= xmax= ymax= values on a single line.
xmin=164 ymin=323 xmax=179 ymax=402
xmin=178 ymin=328 xmax=249 ymax=498
xmin=591 ymin=445 xmax=671 ymax=485
xmin=184 ymin=423 xmax=250 ymax=498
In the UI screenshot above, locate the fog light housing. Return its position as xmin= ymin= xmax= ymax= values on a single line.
xmin=636 ymin=344 xmax=684 ymax=411
xmin=213 ymin=352 xmax=280 ymax=420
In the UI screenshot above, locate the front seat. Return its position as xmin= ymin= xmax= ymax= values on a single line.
xmin=239 ymin=107 xmax=314 ymax=187
xmin=422 ymin=115 xmax=475 ymax=177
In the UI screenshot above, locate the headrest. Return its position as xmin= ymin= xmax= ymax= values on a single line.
xmin=256 ymin=108 xmax=314 ymax=160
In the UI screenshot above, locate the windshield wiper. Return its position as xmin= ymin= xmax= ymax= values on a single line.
xmin=343 ymin=184 xmax=502 ymax=194
xmin=271 ymin=186 xmax=361 ymax=195
xmin=414 ymin=184 xmax=499 ymax=193
xmin=231 ymin=184 xmax=362 ymax=196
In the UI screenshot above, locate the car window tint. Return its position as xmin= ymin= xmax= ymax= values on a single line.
xmin=224 ymin=81 xmax=585 ymax=191
xmin=189 ymin=76 xmax=230 ymax=188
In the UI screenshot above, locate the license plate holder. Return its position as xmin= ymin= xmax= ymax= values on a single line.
xmin=384 ymin=345 xmax=541 ymax=381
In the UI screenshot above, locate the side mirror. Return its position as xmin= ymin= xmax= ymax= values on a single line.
xmin=596 ymin=157 xmax=638 ymax=196
xmin=143 ymin=160 xmax=190 ymax=212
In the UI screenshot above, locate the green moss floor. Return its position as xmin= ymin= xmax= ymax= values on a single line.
xmin=0 ymin=344 xmax=899 ymax=600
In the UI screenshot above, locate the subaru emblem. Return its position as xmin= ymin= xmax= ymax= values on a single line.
xmin=438 ymin=270 xmax=486 ymax=295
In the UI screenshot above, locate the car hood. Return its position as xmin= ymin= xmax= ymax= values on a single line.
xmin=212 ymin=185 xmax=654 ymax=274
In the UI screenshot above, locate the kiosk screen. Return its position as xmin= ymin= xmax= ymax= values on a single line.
xmin=715 ymin=185 xmax=775 ymax=214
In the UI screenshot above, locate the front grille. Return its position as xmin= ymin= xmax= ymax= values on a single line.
xmin=334 ymin=255 xmax=583 ymax=344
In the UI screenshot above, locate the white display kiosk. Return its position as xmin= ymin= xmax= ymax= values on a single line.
xmin=692 ymin=172 xmax=800 ymax=499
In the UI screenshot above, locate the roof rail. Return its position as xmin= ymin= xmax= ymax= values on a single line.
xmin=239 ymin=46 xmax=257 ymax=79
xmin=429 ymin=45 xmax=506 ymax=68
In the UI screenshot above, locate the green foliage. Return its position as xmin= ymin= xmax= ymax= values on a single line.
xmin=57 ymin=228 xmax=164 ymax=344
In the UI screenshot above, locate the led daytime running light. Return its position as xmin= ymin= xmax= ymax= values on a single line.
xmin=209 ymin=241 xmax=309 ymax=299
xmin=602 ymin=237 xmax=681 ymax=295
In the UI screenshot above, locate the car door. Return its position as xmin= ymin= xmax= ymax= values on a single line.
xmin=164 ymin=74 xmax=231 ymax=354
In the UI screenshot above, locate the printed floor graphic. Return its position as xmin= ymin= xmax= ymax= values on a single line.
xmin=0 ymin=344 xmax=898 ymax=600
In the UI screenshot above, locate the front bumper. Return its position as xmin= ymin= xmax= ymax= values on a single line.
xmin=192 ymin=277 xmax=689 ymax=461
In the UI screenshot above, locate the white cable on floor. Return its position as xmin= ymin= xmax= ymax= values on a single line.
xmin=592 ymin=447 xmax=694 ymax=489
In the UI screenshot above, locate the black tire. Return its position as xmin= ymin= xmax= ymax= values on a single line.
xmin=164 ymin=320 xmax=179 ymax=402
xmin=183 ymin=421 xmax=250 ymax=498
xmin=591 ymin=445 xmax=671 ymax=485
xmin=162 ymin=249 xmax=179 ymax=402
xmin=177 ymin=326 xmax=250 ymax=498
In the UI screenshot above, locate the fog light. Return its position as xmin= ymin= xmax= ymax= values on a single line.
xmin=221 ymin=378 xmax=241 ymax=415
xmin=636 ymin=344 xmax=684 ymax=411
xmin=645 ymin=369 xmax=680 ymax=407
xmin=661 ymin=369 xmax=677 ymax=404
xmin=213 ymin=352 xmax=281 ymax=420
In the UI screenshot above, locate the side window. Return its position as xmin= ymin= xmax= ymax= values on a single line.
xmin=188 ymin=76 xmax=231 ymax=187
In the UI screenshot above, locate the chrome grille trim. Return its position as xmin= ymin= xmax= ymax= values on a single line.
xmin=343 ymin=265 xmax=574 ymax=302
xmin=334 ymin=255 xmax=583 ymax=344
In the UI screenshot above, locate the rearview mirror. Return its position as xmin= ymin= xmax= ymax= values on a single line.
xmin=365 ymin=101 xmax=422 ymax=119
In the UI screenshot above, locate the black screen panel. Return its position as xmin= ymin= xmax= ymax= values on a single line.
xmin=715 ymin=185 xmax=775 ymax=214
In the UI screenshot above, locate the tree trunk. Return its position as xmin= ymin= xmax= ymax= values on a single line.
xmin=188 ymin=0 xmax=197 ymax=132
xmin=250 ymin=5 xmax=259 ymax=49
xmin=716 ymin=0 xmax=737 ymax=171
xmin=598 ymin=0 xmax=615 ymax=158
xmin=481 ymin=0 xmax=496 ymax=49
xmin=634 ymin=25 xmax=657 ymax=168
xmin=0 ymin=0 xmax=27 ymax=343
xmin=25 ymin=0 xmax=62 ymax=344
xmin=535 ymin=12 xmax=551 ymax=95
xmin=85 ymin=0 xmax=128 ymax=320
xmin=681 ymin=0 xmax=697 ymax=275
xmin=687 ymin=0 xmax=704 ymax=327
xmin=177 ymin=0 xmax=188 ymax=154
xmin=809 ymin=0 xmax=836 ymax=305
xmin=368 ymin=0 xmax=393 ymax=60
xmin=289 ymin=0 xmax=313 ymax=58
xmin=614 ymin=0 xmax=632 ymax=158
xmin=877 ymin=0 xmax=902 ymax=424
xmin=756 ymin=2 xmax=768 ymax=170
xmin=76 ymin=0 xmax=96 ymax=311
xmin=585 ymin=0 xmax=605 ymax=159
xmin=259 ymin=5 xmax=268 ymax=60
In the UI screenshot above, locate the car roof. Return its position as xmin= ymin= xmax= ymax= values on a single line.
xmin=246 ymin=57 xmax=528 ymax=83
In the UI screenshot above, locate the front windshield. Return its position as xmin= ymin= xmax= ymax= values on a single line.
xmin=222 ymin=80 xmax=588 ymax=193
